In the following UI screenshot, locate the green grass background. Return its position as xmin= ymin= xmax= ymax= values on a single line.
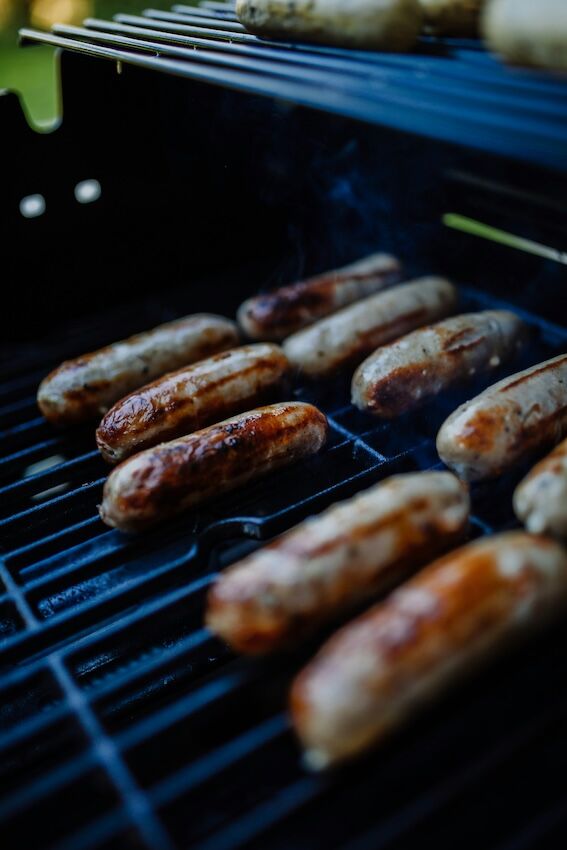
xmin=0 ymin=1 xmax=188 ymax=126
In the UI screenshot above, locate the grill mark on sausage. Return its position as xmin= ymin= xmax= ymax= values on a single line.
xmin=97 ymin=351 xmax=290 ymax=458
xmin=364 ymin=364 xmax=432 ymax=415
xmin=247 ymin=268 xmax=401 ymax=330
xmin=498 ymin=355 xmax=567 ymax=393
xmin=113 ymin=407 xmax=327 ymax=516
xmin=441 ymin=325 xmax=487 ymax=354
xmin=457 ymin=402 xmax=567 ymax=460
xmin=266 ymin=496 xmax=457 ymax=559
xmin=352 ymin=307 xmax=430 ymax=350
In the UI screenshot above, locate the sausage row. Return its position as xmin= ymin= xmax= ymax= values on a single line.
xmin=36 ymin=253 xmax=567 ymax=538
xmin=34 ymin=252 xmax=567 ymax=773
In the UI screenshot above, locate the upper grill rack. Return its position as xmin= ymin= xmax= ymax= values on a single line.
xmin=1 ymin=277 xmax=567 ymax=850
xmin=19 ymin=2 xmax=567 ymax=171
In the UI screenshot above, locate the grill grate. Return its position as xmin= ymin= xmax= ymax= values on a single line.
xmin=1 ymin=277 xmax=567 ymax=849
xmin=19 ymin=2 xmax=567 ymax=171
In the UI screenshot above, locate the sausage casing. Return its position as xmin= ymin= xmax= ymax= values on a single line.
xmin=99 ymin=402 xmax=328 ymax=533
xmin=37 ymin=314 xmax=239 ymax=426
xmin=206 ymin=471 xmax=469 ymax=654
xmin=236 ymin=0 xmax=423 ymax=51
xmin=483 ymin=0 xmax=567 ymax=72
xmin=96 ymin=343 xmax=290 ymax=464
xmin=514 ymin=437 xmax=567 ymax=539
xmin=237 ymin=253 xmax=402 ymax=341
xmin=291 ymin=532 xmax=567 ymax=769
xmin=283 ymin=277 xmax=457 ymax=379
xmin=352 ymin=310 xmax=526 ymax=418
xmin=437 ymin=353 xmax=567 ymax=481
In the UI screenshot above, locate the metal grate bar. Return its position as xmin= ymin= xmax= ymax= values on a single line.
xmin=0 ymin=560 xmax=169 ymax=849
xmin=0 ymin=477 xmax=104 ymax=533
xmin=117 ymin=664 xmax=256 ymax=750
xmin=143 ymin=8 xmax=245 ymax=31
xmin=151 ymin=713 xmax=289 ymax=804
xmin=0 ymin=575 xmax=214 ymax=697
xmin=173 ymin=3 xmax=237 ymax=17
xmin=19 ymin=14 xmax=567 ymax=171
xmin=56 ymin=20 xmax=567 ymax=121
xmin=0 ymin=449 xmax=101 ymax=502
xmin=49 ymin=655 xmax=175 ymax=850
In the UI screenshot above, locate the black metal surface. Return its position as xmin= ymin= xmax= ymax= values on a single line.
xmin=1 ymin=274 xmax=567 ymax=850
xmin=19 ymin=2 xmax=567 ymax=171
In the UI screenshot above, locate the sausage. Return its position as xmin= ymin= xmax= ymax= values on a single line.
xmin=419 ymin=0 xmax=485 ymax=35
xmin=236 ymin=0 xmax=423 ymax=51
xmin=437 ymin=353 xmax=567 ymax=481
xmin=96 ymin=343 xmax=290 ymax=464
xmin=291 ymin=532 xmax=567 ymax=769
xmin=206 ymin=471 xmax=469 ymax=654
xmin=99 ymin=402 xmax=328 ymax=533
xmin=37 ymin=314 xmax=239 ymax=427
xmin=283 ymin=277 xmax=457 ymax=379
xmin=483 ymin=0 xmax=567 ymax=72
xmin=514 ymin=437 xmax=567 ymax=539
xmin=352 ymin=310 xmax=526 ymax=418
xmin=237 ymin=253 xmax=402 ymax=341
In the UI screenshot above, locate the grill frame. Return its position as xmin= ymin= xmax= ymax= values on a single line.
xmin=3 ymin=5 xmax=567 ymax=849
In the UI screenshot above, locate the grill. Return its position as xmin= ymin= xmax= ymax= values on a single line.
xmin=3 ymin=4 xmax=567 ymax=848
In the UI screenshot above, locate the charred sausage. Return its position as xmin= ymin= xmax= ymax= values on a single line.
xmin=437 ymin=353 xmax=567 ymax=481
xmin=237 ymin=253 xmax=402 ymax=341
xmin=37 ymin=314 xmax=239 ymax=426
xmin=236 ymin=0 xmax=423 ymax=51
xmin=352 ymin=310 xmax=526 ymax=418
xmin=96 ymin=343 xmax=290 ymax=464
xmin=206 ymin=471 xmax=469 ymax=654
xmin=283 ymin=277 xmax=457 ymax=379
xmin=99 ymin=402 xmax=328 ymax=533
xmin=291 ymin=532 xmax=567 ymax=769
xmin=514 ymin=437 xmax=567 ymax=539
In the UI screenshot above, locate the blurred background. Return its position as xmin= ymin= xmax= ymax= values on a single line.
xmin=0 ymin=0 xmax=178 ymax=126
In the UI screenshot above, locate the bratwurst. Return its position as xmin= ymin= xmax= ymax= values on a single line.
xmin=283 ymin=277 xmax=457 ymax=379
xmin=237 ymin=253 xmax=402 ymax=341
xmin=352 ymin=310 xmax=526 ymax=417
xmin=514 ymin=437 xmax=567 ymax=540
xmin=207 ymin=471 xmax=469 ymax=654
xmin=437 ymin=353 xmax=567 ymax=481
xmin=236 ymin=0 xmax=423 ymax=51
xmin=291 ymin=532 xmax=567 ymax=769
xmin=37 ymin=314 xmax=239 ymax=426
xmin=96 ymin=343 xmax=290 ymax=464
xmin=99 ymin=402 xmax=328 ymax=532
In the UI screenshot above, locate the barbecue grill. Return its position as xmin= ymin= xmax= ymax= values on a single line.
xmin=2 ymin=3 xmax=567 ymax=848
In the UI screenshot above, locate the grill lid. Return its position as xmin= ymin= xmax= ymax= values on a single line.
xmin=19 ymin=2 xmax=567 ymax=171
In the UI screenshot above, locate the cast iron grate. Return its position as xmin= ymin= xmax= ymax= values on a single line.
xmin=1 ymin=275 xmax=567 ymax=850
xmin=19 ymin=2 xmax=567 ymax=171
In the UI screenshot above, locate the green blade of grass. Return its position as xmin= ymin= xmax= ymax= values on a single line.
xmin=443 ymin=213 xmax=567 ymax=265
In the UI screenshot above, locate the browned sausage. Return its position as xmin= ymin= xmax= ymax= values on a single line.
xmin=96 ymin=343 xmax=290 ymax=464
xmin=37 ymin=314 xmax=239 ymax=426
xmin=291 ymin=532 xmax=567 ymax=769
xmin=283 ymin=277 xmax=458 ymax=379
xmin=437 ymin=353 xmax=567 ymax=481
xmin=514 ymin=437 xmax=567 ymax=539
xmin=99 ymin=402 xmax=328 ymax=533
xmin=206 ymin=471 xmax=469 ymax=653
xmin=237 ymin=253 xmax=402 ymax=341
xmin=352 ymin=310 xmax=526 ymax=417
